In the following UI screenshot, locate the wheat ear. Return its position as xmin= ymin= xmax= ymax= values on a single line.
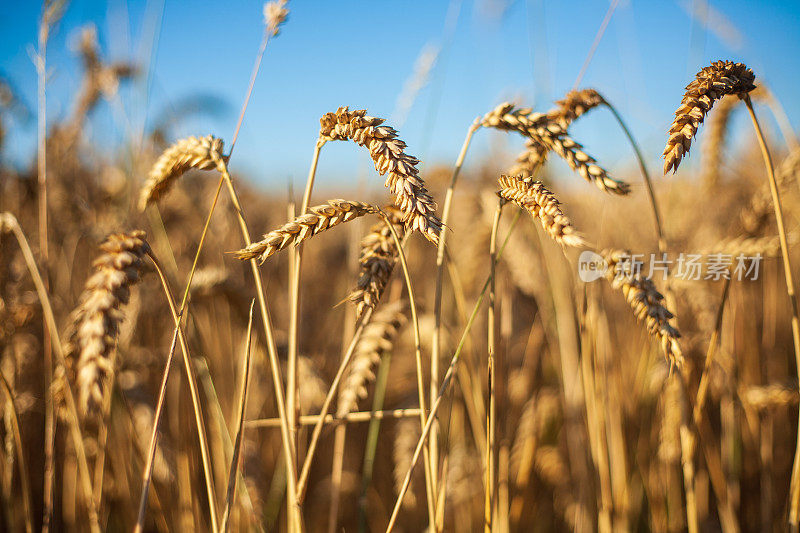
xmin=65 ymin=231 xmax=149 ymax=417
xmin=235 ymin=199 xmax=377 ymax=263
xmin=601 ymin=249 xmax=683 ymax=368
xmin=318 ymin=106 xmax=442 ymax=244
xmin=347 ymin=206 xmax=405 ymax=319
xmin=138 ymin=135 xmax=225 ymax=210
xmin=550 ymin=88 xmax=606 ymax=128
xmin=337 ymin=301 xmax=407 ymax=418
xmin=663 ymin=60 xmax=756 ymax=174
xmin=482 ymin=102 xmax=630 ymax=194
xmin=497 ymin=175 xmax=585 ymax=247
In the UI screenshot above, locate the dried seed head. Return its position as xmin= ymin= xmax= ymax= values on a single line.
xmin=663 ymin=60 xmax=756 ymax=174
xmin=743 ymin=384 xmax=799 ymax=411
xmin=741 ymin=147 xmax=800 ymax=235
xmin=601 ymin=249 xmax=683 ymax=368
xmin=550 ymin=88 xmax=606 ymax=128
xmin=337 ymin=301 xmax=406 ymax=417
xmin=318 ymin=106 xmax=442 ymax=244
xmin=139 ymin=135 xmax=224 ymax=210
xmin=497 ymin=175 xmax=585 ymax=247
xmin=65 ymin=231 xmax=150 ymax=417
xmin=482 ymin=102 xmax=629 ymax=194
xmin=700 ymin=94 xmax=739 ymax=188
xmin=236 ymin=199 xmax=377 ymax=263
xmin=263 ymin=0 xmax=289 ymax=36
xmin=348 ymin=206 xmax=405 ymax=319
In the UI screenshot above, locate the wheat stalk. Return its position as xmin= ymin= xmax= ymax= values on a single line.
xmin=497 ymin=175 xmax=585 ymax=247
xmin=65 ymin=231 xmax=149 ymax=417
xmin=663 ymin=60 xmax=756 ymax=174
xmin=236 ymin=199 xmax=377 ymax=263
xmin=347 ymin=206 xmax=405 ymax=319
xmin=138 ymin=135 xmax=225 ymax=210
xmin=318 ymin=106 xmax=442 ymax=244
xmin=601 ymin=249 xmax=683 ymax=368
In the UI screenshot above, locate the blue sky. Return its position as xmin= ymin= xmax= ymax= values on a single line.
xmin=1 ymin=0 xmax=799 ymax=191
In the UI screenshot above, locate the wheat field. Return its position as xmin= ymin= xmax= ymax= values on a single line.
xmin=1 ymin=1 xmax=800 ymax=532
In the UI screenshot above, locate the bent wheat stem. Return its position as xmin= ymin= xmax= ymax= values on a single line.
xmin=743 ymin=95 xmax=800 ymax=527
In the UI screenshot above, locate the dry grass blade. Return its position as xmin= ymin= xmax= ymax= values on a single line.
xmin=347 ymin=206 xmax=405 ymax=319
xmin=318 ymin=106 xmax=442 ymax=244
xmin=497 ymin=175 xmax=585 ymax=247
xmin=64 ymin=231 xmax=150 ymax=417
xmin=337 ymin=301 xmax=407 ymax=418
xmin=663 ymin=60 xmax=756 ymax=174
xmin=236 ymin=199 xmax=377 ymax=263
xmin=601 ymin=249 xmax=683 ymax=368
xmin=139 ymin=135 xmax=225 ymax=210
xmin=220 ymin=300 xmax=255 ymax=533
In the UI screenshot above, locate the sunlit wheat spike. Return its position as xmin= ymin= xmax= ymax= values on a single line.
xmin=601 ymin=249 xmax=684 ymax=368
xmin=482 ymin=102 xmax=630 ymax=194
xmin=550 ymin=87 xmax=606 ymax=128
xmin=236 ymin=199 xmax=377 ymax=263
xmin=138 ymin=135 xmax=224 ymax=210
xmin=741 ymin=147 xmax=800 ymax=235
xmin=348 ymin=206 xmax=405 ymax=319
xmin=65 ymin=230 xmax=150 ymax=417
xmin=497 ymin=175 xmax=585 ymax=247
xmin=318 ymin=106 xmax=442 ymax=244
xmin=663 ymin=60 xmax=756 ymax=175
xmin=263 ymin=0 xmax=289 ymax=36
xmin=337 ymin=301 xmax=406 ymax=417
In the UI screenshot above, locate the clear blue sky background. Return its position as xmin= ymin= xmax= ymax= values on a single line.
xmin=1 ymin=0 xmax=799 ymax=190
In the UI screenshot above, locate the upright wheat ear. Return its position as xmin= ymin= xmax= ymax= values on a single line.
xmin=138 ymin=135 xmax=224 ymax=210
xmin=601 ymin=249 xmax=683 ymax=368
xmin=236 ymin=199 xmax=377 ymax=263
xmin=318 ymin=107 xmax=442 ymax=244
xmin=663 ymin=60 xmax=756 ymax=174
xmin=348 ymin=206 xmax=405 ymax=319
xmin=497 ymin=175 xmax=585 ymax=248
xmin=65 ymin=231 xmax=150 ymax=417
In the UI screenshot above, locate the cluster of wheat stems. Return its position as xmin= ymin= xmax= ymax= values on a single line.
xmin=4 ymin=2 xmax=800 ymax=532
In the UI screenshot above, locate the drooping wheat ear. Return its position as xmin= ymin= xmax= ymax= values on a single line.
xmin=701 ymin=232 xmax=798 ymax=258
xmin=700 ymin=94 xmax=739 ymax=188
xmin=741 ymin=147 xmax=800 ymax=235
xmin=482 ymin=102 xmax=629 ymax=194
xmin=337 ymin=301 xmax=407 ymax=417
xmin=549 ymin=88 xmax=606 ymax=128
xmin=663 ymin=60 xmax=756 ymax=175
xmin=138 ymin=135 xmax=225 ymax=210
xmin=393 ymin=413 xmax=421 ymax=510
xmin=263 ymin=0 xmax=289 ymax=36
xmin=497 ymin=175 xmax=585 ymax=247
xmin=318 ymin=107 xmax=442 ymax=244
xmin=236 ymin=199 xmax=377 ymax=263
xmin=601 ymin=249 xmax=683 ymax=368
xmin=743 ymin=384 xmax=799 ymax=411
xmin=659 ymin=375 xmax=682 ymax=463
xmin=348 ymin=206 xmax=405 ymax=319
xmin=65 ymin=231 xmax=150 ymax=417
